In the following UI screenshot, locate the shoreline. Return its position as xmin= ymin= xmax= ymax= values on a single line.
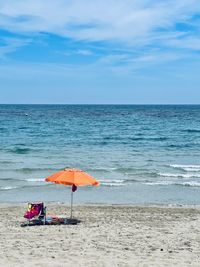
xmin=1 ymin=201 xmax=200 ymax=209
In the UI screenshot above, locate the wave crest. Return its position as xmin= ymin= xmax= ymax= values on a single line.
xmin=159 ymin=172 xmax=200 ymax=178
xmin=170 ymin=164 xmax=200 ymax=172
xmin=145 ymin=181 xmax=200 ymax=187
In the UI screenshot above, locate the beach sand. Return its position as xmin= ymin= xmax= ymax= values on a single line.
xmin=0 ymin=204 xmax=200 ymax=267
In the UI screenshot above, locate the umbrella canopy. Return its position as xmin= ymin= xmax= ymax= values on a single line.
xmin=45 ymin=168 xmax=99 ymax=219
xmin=45 ymin=168 xmax=99 ymax=186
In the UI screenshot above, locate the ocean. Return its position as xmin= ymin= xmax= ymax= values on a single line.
xmin=0 ymin=104 xmax=200 ymax=204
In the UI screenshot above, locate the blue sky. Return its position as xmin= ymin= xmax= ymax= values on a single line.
xmin=0 ymin=0 xmax=200 ymax=104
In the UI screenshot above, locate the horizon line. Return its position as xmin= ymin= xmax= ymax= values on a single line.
xmin=0 ymin=103 xmax=200 ymax=106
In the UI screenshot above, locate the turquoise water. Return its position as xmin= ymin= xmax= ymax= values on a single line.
xmin=1 ymin=104 xmax=200 ymax=204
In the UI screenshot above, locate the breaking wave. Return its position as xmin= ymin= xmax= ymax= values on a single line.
xmin=99 ymin=179 xmax=137 ymax=187
xmin=159 ymin=173 xmax=200 ymax=178
xmin=0 ymin=186 xmax=18 ymax=190
xmin=25 ymin=178 xmax=45 ymax=182
xmin=170 ymin=164 xmax=200 ymax=172
xmin=145 ymin=181 xmax=200 ymax=187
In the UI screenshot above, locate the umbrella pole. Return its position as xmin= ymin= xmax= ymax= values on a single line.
xmin=70 ymin=190 xmax=73 ymax=219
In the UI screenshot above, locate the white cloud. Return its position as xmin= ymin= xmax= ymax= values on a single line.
xmin=167 ymin=37 xmax=200 ymax=50
xmin=0 ymin=0 xmax=200 ymax=70
xmin=92 ymin=50 xmax=185 ymax=76
xmin=76 ymin=49 xmax=93 ymax=56
xmin=0 ymin=0 xmax=200 ymax=46
xmin=0 ymin=37 xmax=31 ymax=58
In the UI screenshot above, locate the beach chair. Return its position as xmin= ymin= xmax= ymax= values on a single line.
xmin=24 ymin=202 xmax=46 ymax=225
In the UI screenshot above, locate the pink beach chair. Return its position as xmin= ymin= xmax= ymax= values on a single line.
xmin=24 ymin=202 xmax=46 ymax=225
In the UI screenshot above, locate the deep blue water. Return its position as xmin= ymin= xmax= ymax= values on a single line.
xmin=1 ymin=104 xmax=200 ymax=204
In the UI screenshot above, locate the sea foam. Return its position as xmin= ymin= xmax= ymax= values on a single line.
xmin=170 ymin=164 xmax=200 ymax=172
xmin=159 ymin=173 xmax=200 ymax=178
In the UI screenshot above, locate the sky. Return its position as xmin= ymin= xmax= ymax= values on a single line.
xmin=0 ymin=0 xmax=200 ymax=104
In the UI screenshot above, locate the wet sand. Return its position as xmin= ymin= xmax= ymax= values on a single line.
xmin=0 ymin=204 xmax=200 ymax=266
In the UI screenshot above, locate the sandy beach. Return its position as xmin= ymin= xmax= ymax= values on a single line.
xmin=0 ymin=204 xmax=200 ymax=266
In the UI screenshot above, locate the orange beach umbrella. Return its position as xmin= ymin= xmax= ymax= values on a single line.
xmin=45 ymin=168 xmax=99 ymax=218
